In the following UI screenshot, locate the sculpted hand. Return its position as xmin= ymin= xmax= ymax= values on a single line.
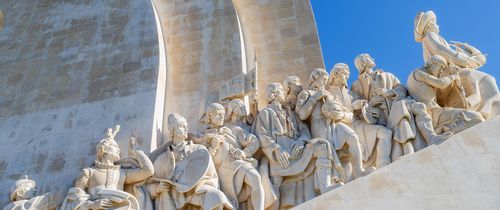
xmin=314 ymin=89 xmax=329 ymax=100
xmin=449 ymin=74 xmax=460 ymax=81
xmin=155 ymin=182 xmax=171 ymax=193
xmin=291 ymin=145 xmax=304 ymax=159
xmin=89 ymin=199 xmax=115 ymax=209
xmin=382 ymin=89 xmax=397 ymax=98
xmin=128 ymin=136 xmax=139 ymax=157
xmin=233 ymin=149 xmax=247 ymax=160
xmin=369 ymin=96 xmax=384 ymax=106
xmin=275 ymin=149 xmax=291 ymax=168
xmin=351 ymin=100 xmax=366 ymax=110
xmin=331 ymin=111 xmax=344 ymax=121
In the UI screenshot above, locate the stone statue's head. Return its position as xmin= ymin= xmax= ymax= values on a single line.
xmin=168 ymin=113 xmax=188 ymax=143
xmin=10 ymin=175 xmax=36 ymax=201
xmin=205 ymin=103 xmax=225 ymax=127
xmin=354 ymin=53 xmax=375 ymax=74
xmin=265 ymin=83 xmax=286 ymax=104
xmin=105 ymin=128 xmax=113 ymax=138
xmin=308 ymin=68 xmax=329 ymax=90
xmin=414 ymin=11 xmax=438 ymax=42
xmin=96 ymin=137 xmax=121 ymax=164
xmin=425 ymin=55 xmax=448 ymax=76
xmin=283 ymin=76 xmax=303 ymax=96
xmin=330 ymin=63 xmax=351 ymax=87
xmin=227 ymin=99 xmax=247 ymax=122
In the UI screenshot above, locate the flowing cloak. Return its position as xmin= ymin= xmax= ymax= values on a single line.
xmin=116 ymin=158 xmax=154 ymax=210
xmin=201 ymin=127 xmax=257 ymax=209
xmin=297 ymin=89 xmax=353 ymax=150
xmin=326 ymin=85 xmax=380 ymax=162
xmin=147 ymin=142 xmax=233 ymax=210
xmin=3 ymin=193 xmax=55 ymax=210
xmin=255 ymin=105 xmax=335 ymax=208
xmin=422 ymin=32 xmax=500 ymax=119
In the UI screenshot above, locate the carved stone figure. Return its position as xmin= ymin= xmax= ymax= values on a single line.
xmin=3 ymin=176 xmax=57 ymax=210
xmin=283 ymin=76 xmax=303 ymax=111
xmin=352 ymin=54 xmax=451 ymax=158
xmin=318 ymin=63 xmax=392 ymax=171
xmin=198 ymin=103 xmax=265 ymax=210
xmin=116 ymin=137 xmax=154 ymax=210
xmin=147 ymin=113 xmax=232 ymax=210
xmin=61 ymin=125 xmax=154 ymax=210
xmin=407 ymin=55 xmax=484 ymax=135
xmin=415 ymin=10 xmax=500 ymax=119
xmin=255 ymin=83 xmax=340 ymax=209
xmin=296 ymin=68 xmax=367 ymax=179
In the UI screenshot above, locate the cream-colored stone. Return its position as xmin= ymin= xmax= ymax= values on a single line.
xmin=254 ymin=83 xmax=341 ymax=209
xmin=414 ymin=11 xmax=500 ymax=120
xmin=3 ymin=176 xmax=57 ymax=210
xmin=294 ymin=116 xmax=500 ymax=210
xmin=407 ymin=55 xmax=485 ymax=135
xmin=60 ymin=126 xmax=154 ymax=210
xmin=352 ymin=53 xmax=452 ymax=158
xmin=147 ymin=113 xmax=232 ymax=210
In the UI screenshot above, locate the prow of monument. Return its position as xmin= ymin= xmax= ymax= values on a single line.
xmin=0 ymin=1 xmax=499 ymax=210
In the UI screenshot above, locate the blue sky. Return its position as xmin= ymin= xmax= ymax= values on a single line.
xmin=311 ymin=0 xmax=500 ymax=86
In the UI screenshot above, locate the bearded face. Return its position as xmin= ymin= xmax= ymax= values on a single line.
xmin=335 ymin=69 xmax=350 ymax=86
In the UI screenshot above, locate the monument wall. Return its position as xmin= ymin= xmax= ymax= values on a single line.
xmin=0 ymin=0 xmax=159 ymax=205
xmin=0 ymin=0 xmax=325 ymax=206
xmin=152 ymin=0 xmax=325 ymax=135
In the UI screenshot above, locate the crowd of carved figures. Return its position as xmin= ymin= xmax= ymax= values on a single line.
xmin=5 ymin=10 xmax=500 ymax=210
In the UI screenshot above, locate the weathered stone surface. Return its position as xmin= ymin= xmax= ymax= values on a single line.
xmin=0 ymin=0 xmax=159 ymax=206
xmin=293 ymin=116 xmax=500 ymax=210
xmin=152 ymin=0 xmax=324 ymax=135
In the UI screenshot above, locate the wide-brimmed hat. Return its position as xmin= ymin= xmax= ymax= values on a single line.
xmin=414 ymin=11 xmax=437 ymax=42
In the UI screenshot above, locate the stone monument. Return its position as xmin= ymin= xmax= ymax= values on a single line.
xmin=1 ymin=1 xmax=500 ymax=209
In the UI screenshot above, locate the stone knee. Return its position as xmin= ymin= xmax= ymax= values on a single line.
xmin=411 ymin=101 xmax=428 ymax=116
xmin=377 ymin=126 xmax=393 ymax=140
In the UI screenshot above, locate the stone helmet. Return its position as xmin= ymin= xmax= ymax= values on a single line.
xmin=414 ymin=11 xmax=437 ymax=42
xmin=168 ymin=112 xmax=188 ymax=130
xmin=10 ymin=175 xmax=36 ymax=201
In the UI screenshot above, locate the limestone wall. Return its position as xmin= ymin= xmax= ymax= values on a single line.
xmin=0 ymin=0 xmax=159 ymax=205
xmin=0 ymin=0 xmax=324 ymax=206
xmin=152 ymin=0 xmax=324 ymax=133
xmin=233 ymin=0 xmax=325 ymax=108
xmin=294 ymin=116 xmax=500 ymax=210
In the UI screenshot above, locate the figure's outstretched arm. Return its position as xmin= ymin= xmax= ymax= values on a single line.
xmin=425 ymin=33 xmax=470 ymax=67
xmin=414 ymin=70 xmax=456 ymax=89
xmin=124 ymin=150 xmax=154 ymax=184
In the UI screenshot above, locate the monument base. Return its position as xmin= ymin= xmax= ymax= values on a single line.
xmin=294 ymin=116 xmax=500 ymax=210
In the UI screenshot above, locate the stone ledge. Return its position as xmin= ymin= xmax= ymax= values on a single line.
xmin=293 ymin=116 xmax=500 ymax=210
